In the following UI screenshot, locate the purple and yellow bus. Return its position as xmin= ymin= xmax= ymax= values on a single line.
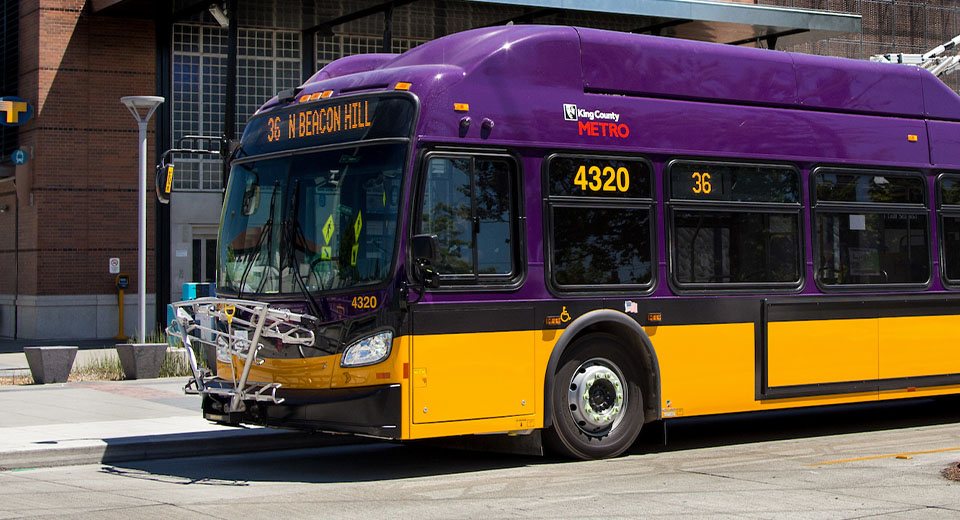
xmin=168 ymin=25 xmax=960 ymax=460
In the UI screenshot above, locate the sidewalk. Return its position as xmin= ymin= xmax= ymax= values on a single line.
xmin=0 ymin=337 xmax=119 ymax=355
xmin=0 ymin=376 xmax=355 ymax=470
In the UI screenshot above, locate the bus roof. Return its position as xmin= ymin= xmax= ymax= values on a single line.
xmin=287 ymin=25 xmax=960 ymax=122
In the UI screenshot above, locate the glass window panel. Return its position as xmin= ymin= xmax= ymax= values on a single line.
xmin=672 ymin=211 xmax=800 ymax=284
xmin=816 ymin=172 xmax=924 ymax=204
xmin=174 ymin=23 xmax=302 ymax=192
xmin=419 ymin=158 xmax=473 ymax=275
xmin=670 ymin=162 xmax=799 ymax=203
xmin=816 ymin=213 xmax=929 ymax=285
xmin=941 ymin=177 xmax=960 ymax=206
xmin=548 ymin=156 xmax=651 ymax=199
xmin=475 ymin=159 xmax=513 ymax=275
xmin=205 ymin=239 xmax=217 ymax=283
xmin=192 ymin=239 xmax=201 ymax=282
xmin=552 ymin=207 xmax=652 ymax=286
xmin=943 ymin=215 xmax=960 ymax=281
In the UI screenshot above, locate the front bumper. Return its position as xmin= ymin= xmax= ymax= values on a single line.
xmin=201 ymin=379 xmax=402 ymax=439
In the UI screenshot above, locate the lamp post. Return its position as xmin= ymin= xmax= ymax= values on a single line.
xmin=121 ymin=96 xmax=164 ymax=344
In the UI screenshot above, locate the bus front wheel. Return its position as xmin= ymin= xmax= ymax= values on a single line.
xmin=545 ymin=333 xmax=644 ymax=460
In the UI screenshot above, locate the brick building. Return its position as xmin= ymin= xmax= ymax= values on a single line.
xmin=0 ymin=0 xmax=156 ymax=339
xmin=0 ymin=0 xmax=956 ymax=339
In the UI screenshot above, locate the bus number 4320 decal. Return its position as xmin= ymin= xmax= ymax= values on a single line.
xmin=351 ymin=295 xmax=378 ymax=310
xmin=574 ymin=165 xmax=630 ymax=193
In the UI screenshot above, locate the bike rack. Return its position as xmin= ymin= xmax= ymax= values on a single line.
xmin=167 ymin=297 xmax=317 ymax=413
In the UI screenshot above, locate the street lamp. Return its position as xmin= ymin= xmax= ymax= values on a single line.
xmin=121 ymin=95 xmax=164 ymax=344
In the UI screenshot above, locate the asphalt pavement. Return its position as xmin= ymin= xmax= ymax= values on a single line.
xmin=2 ymin=398 xmax=959 ymax=519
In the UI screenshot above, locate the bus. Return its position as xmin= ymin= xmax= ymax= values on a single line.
xmin=166 ymin=25 xmax=960 ymax=460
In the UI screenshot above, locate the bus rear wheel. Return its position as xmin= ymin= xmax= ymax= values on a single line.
xmin=545 ymin=333 xmax=644 ymax=460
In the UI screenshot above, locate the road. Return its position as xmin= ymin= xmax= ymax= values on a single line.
xmin=2 ymin=397 xmax=959 ymax=519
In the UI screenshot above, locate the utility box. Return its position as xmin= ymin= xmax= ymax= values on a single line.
xmin=182 ymin=282 xmax=216 ymax=300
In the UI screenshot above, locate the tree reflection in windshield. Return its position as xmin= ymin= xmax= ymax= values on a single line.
xmin=219 ymin=143 xmax=405 ymax=295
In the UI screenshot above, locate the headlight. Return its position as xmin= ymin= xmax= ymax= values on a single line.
xmin=341 ymin=331 xmax=393 ymax=367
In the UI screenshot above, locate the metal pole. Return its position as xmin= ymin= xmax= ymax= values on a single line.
xmin=382 ymin=4 xmax=393 ymax=53
xmin=223 ymin=0 xmax=238 ymax=191
xmin=138 ymin=119 xmax=147 ymax=343
xmin=121 ymin=96 xmax=164 ymax=343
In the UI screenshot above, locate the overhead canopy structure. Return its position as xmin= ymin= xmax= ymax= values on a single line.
xmin=94 ymin=0 xmax=861 ymax=50
xmin=464 ymin=0 xmax=861 ymax=47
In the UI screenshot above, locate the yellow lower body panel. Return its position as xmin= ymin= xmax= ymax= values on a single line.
xmin=767 ymin=319 xmax=878 ymax=386
xmin=403 ymin=328 xmax=561 ymax=439
xmin=879 ymin=315 xmax=960 ymax=379
xmin=651 ymin=322 xmax=881 ymax=418
xmin=211 ymin=315 xmax=960 ymax=440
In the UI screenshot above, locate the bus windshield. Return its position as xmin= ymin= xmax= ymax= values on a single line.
xmin=218 ymin=142 xmax=405 ymax=295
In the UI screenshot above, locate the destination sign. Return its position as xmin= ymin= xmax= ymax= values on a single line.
xmin=241 ymin=94 xmax=415 ymax=156
xmin=670 ymin=161 xmax=800 ymax=204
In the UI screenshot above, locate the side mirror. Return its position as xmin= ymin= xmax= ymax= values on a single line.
xmin=155 ymin=162 xmax=175 ymax=204
xmin=411 ymin=234 xmax=440 ymax=289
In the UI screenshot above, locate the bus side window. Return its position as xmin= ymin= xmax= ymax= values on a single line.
xmin=938 ymin=174 xmax=960 ymax=285
xmin=418 ymin=154 xmax=519 ymax=284
xmin=814 ymin=169 xmax=929 ymax=288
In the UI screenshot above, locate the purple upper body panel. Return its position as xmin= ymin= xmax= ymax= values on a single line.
xmin=254 ymin=25 xmax=960 ymax=170
xmin=243 ymin=26 xmax=960 ymax=305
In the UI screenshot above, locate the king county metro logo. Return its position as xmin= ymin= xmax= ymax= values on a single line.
xmin=562 ymin=102 xmax=630 ymax=139
xmin=0 ymin=97 xmax=33 ymax=126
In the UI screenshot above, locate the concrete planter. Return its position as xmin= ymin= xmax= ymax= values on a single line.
xmin=23 ymin=346 xmax=78 ymax=384
xmin=115 ymin=343 xmax=168 ymax=380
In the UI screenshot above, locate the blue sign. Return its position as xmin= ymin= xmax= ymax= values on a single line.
xmin=11 ymin=148 xmax=26 ymax=165
xmin=0 ymin=97 xmax=33 ymax=126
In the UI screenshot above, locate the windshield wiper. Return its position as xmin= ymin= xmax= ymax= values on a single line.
xmin=236 ymin=181 xmax=280 ymax=299
xmin=281 ymin=180 xmax=326 ymax=324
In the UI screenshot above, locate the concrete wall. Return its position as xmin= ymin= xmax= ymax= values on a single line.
xmin=14 ymin=293 xmax=156 ymax=340
xmin=0 ymin=294 xmax=14 ymax=338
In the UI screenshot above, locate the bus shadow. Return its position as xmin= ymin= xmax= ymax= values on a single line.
xmin=102 ymin=441 xmax=551 ymax=486
xmin=631 ymin=395 xmax=960 ymax=454
xmin=102 ymin=396 xmax=960 ymax=485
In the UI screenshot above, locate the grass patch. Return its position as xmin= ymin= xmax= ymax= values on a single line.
xmin=159 ymin=348 xmax=195 ymax=378
xmin=3 ymin=325 xmax=204 ymax=385
xmin=70 ymin=354 xmax=124 ymax=382
xmin=0 ymin=369 xmax=33 ymax=385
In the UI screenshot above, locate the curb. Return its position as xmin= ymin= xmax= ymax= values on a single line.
xmin=0 ymin=428 xmax=362 ymax=470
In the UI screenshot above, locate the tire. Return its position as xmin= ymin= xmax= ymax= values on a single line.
xmin=544 ymin=333 xmax=644 ymax=460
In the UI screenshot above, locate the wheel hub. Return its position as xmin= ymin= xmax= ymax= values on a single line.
xmin=568 ymin=359 xmax=626 ymax=434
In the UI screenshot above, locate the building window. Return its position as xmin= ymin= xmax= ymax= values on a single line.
xmin=173 ymin=24 xmax=302 ymax=191
xmin=814 ymin=168 xmax=929 ymax=287
xmin=316 ymin=35 xmax=426 ymax=70
xmin=939 ymin=175 xmax=960 ymax=284
xmin=545 ymin=155 xmax=654 ymax=291
xmin=418 ymin=154 xmax=519 ymax=283
xmin=668 ymin=160 xmax=802 ymax=289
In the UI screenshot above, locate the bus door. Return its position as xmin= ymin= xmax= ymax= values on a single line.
xmin=408 ymin=152 xmax=536 ymax=424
